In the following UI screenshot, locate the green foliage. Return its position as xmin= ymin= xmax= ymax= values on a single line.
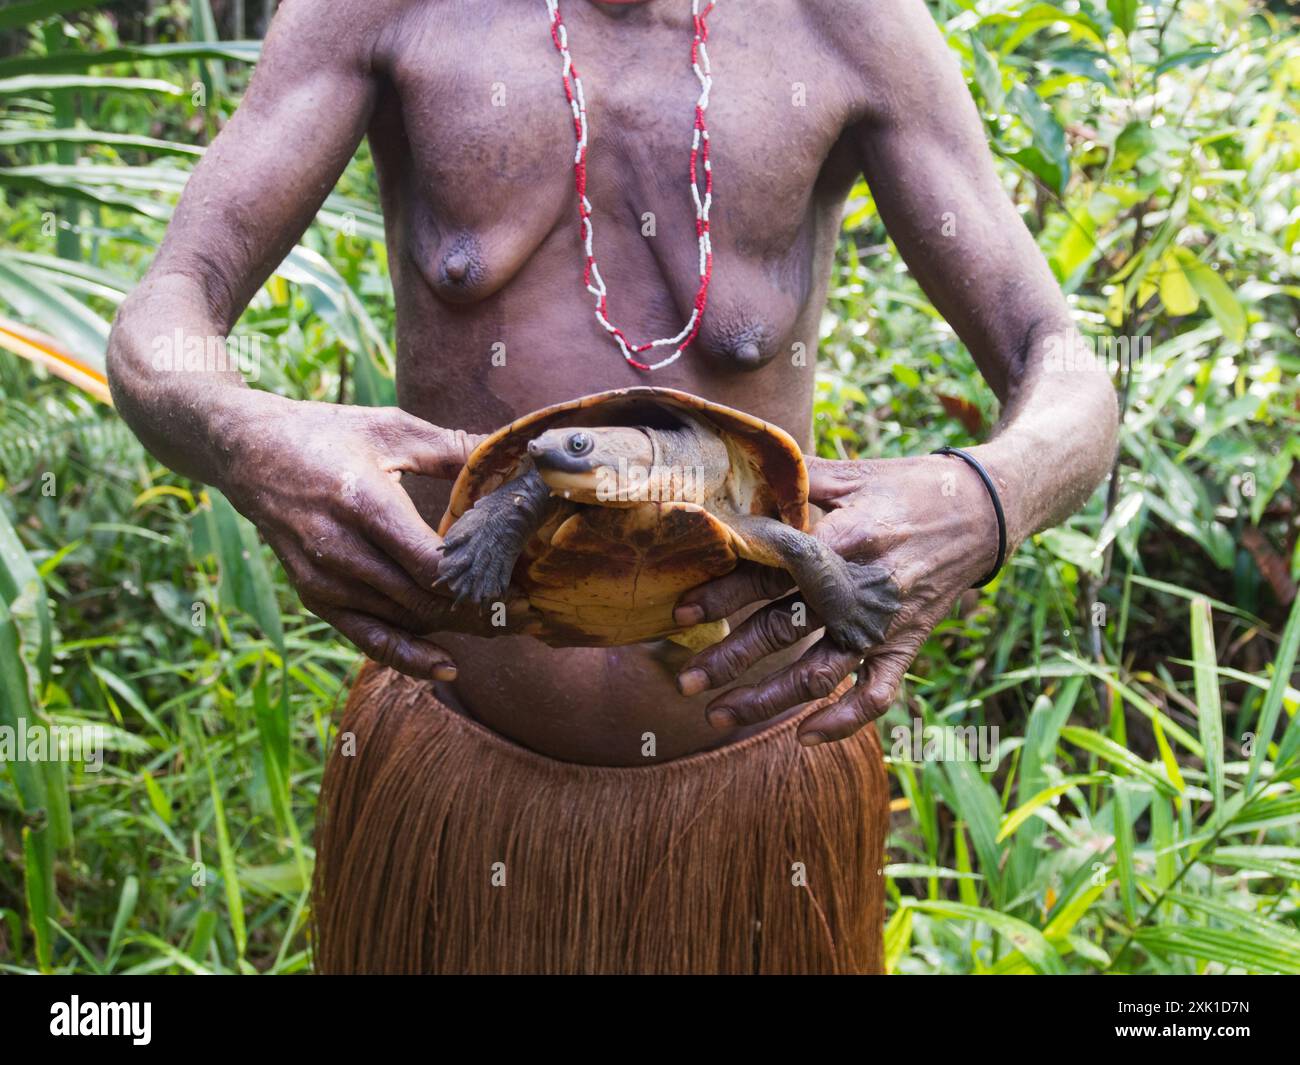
xmin=0 ymin=0 xmax=1297 ymax=974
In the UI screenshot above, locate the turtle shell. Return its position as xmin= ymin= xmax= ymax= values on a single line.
xmin=437 ymin=387 xmax=809 ymax=646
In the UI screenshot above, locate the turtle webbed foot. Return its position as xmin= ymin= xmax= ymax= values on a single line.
xmin=819 ymin=558 xmax=901 ymax=654
xmin=436 ymin=468 xmax=551 ymax=612
xmin=436 ymin=506 xmax=518 ymax=611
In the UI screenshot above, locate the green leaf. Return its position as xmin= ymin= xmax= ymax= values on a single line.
xmin=943 ymin=756 xmax=1005 ymax=900
xmin=884 ymin=864 xmax=983 ymax=881
xmin=1045 ymin=47 xmax=1117 ymax=90
xmin=1246 ymin=593 xmax=1300 ymax=790
xmin=1154 ymin=46 xmax=1221 ymax=78
xmin=883 ymin=905 xmax=912 ymax=975
xmin=0 ymin=504 xmax=51 ymax=688
xmin=1190 ymin=597 xmax=1225 ymax=808
xmin=997 ymin=774 xmax=1105 ymax=843
xmin=0 ymin=128 xmax=204 ymax=157
xmin=22 ymin=826 xmax=53 ymax=972
xmin=141 ymin=770 xmax=172 ymax=826
xmin=1093 ymin=491 xmax=1144 ymax=557
xmin=0 ymin=40 xmax=259 ymax=78
xmin=953 ymin=823 xmax=980 ymax=907
xmin=190 ymin=0 xmax=228 ymax=99
xmin=1060 ymin=726 xmax=1179 ymax=794
xmin=1008 ymin=684 xmax=1080 ymax=894
xmin=970 ymin=33 xmax=1003 ymax=112
xmin=204 ymin=747 xmax=247 ymax=960
xmin=1058 ymin=652 xmax=1203 ymax=755
xmin=1175 ymin=248 xmax=1247 ymax=345
xmin=1158 ymin=253 xmax=1199 ymax=315
xmin=1011 ymin=84 xmax=1069 ymax=195
xmin=0 ymin=255 xmax=110 ymax=366
xmin=1136 ymin=925 xmax=1300 ymax=974
xmin=890 ymin=362 xmax=921 ymax=388
xmin=106 ymin=875 xmax=140 ymax=963
xmin=187 ymin=910 xmax=218 ymax=965
xmin=0 ymin=74 xmax=185 ymax=96
xmin=1039 ymin=527 xmax=1103 ymax=576
xmin=990 ymin=880 xmax=1109 ymax=974
xmin=0 ymin=0 xmax=111 ymax=32
xmin=1168 ymin=891 xmax=1300 ymax=953
xmin=200 ymin=490 xmax=285 ymax=656
xmin=1210 ymin=846 xmax=1300 ymax=880
xmin=1107 ymin=0 xmax=1138 ymax=35
xmin=907 ymin=900 xmax=1066 ymax=974
xmin=1112 ymin=779 xmax=1140 ymax=923
xmin=1152 ymin=716 xmax=1186 ymax=794
xmin=0 ymin=599 xmax=50 ymax=826
xmin=1112 ymin=121 xmax=1156 ymax=172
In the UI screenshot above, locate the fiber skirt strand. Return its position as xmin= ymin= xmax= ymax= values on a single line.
xmin=312 ymin=663 xmax=889 ymax=974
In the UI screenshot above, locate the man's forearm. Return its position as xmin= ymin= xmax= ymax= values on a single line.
xmin=968 ymin=319 xmax=1120 ymax=554
xmin=106 ymin=272 xmax=282 ymax=490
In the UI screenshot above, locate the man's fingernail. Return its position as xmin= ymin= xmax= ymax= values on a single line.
xmin=433 ymin=664 xmax=458 ymax=682
xmin=707 ymin=708 xmax=736 ymax=729
xmin=677 ymin=668 xmax=709 ymax=697
xmin=674 ymin=604 xmax=705 ymax=626
xmin=799 ymin=731 xmax=826 ymax=747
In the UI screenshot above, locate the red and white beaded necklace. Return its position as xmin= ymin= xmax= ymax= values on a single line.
xmin=544 ymin=0 xmax=716 ymax=372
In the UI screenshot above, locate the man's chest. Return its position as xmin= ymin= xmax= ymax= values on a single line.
xmin=372 ymin=1 xmax=864 ymax=254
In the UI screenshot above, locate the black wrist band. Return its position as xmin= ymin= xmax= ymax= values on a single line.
xmin=932 ymin=446 xmax=1007 ymax=589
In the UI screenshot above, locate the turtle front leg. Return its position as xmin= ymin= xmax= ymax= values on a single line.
xmin=437 ymin=466 xmax=551 ymax=611
xmin=727 ymin=515 xmax=900 ymax=654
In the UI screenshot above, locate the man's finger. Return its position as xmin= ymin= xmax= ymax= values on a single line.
xmin=318 ymin=605 xmax=458 ymax=681
xmin=677 ymin=593 xmax=821 ymax=696
xmin=323 ymin=532 xmax=451 ymax=629
xmin=297 ymin=565 xmax=433 ymax=631
xmin=673 ymin=562 xmax=793 ymax=626
xmin=354 ymin=475 xmax=448 ymax=590
xmin=381 ymin=409 xmax=485 ymax=480
xmin=703 ymin=640 xmax=860 ymax=729
xmin=805 ymin=456 xmax=871 ymax=508
xmin=796 ymin=648 xmax=913 ymax=745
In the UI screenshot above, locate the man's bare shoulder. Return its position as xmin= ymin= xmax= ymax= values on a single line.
xmin=261 ymin=0 xmax=439 ymax=71
xmin=803 ymin=0 xmax=968 ymax=126
xmin=273 ymin=0 xmax=426 ymax=24
xmin=803 ymin=0 xmax=939 ymax=54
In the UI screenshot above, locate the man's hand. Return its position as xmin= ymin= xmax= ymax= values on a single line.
xmin=215 ymin=393 xmax=502 ymax=680
xmin=673 ymin=453 xmax=1002 ymax=746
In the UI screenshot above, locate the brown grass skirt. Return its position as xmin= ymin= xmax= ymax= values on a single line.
xmin=312 ymin=663 xmax=889 ymax=974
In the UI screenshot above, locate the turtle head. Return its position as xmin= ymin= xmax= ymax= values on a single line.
xmin=527 ymin=426 xmax=654 ymax=504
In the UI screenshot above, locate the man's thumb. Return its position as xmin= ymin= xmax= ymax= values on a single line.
xmin=384 ymin=409 xmax=486 ymax=480
xmin=805 ymin=455 xmax=871 ymax=508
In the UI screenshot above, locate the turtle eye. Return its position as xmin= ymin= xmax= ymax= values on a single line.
xmin=565 ymin=432 xmax=594 ymax=457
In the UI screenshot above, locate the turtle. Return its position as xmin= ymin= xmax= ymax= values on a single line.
xmin=435 ymin=387 xmax=897 ymax=652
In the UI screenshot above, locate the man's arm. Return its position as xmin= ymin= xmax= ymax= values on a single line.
xmin=108 ymin=0 xmax=487 ymax=680
xmin=674 ymin=0 xmax=1117 ymax=741
xmin=839 ymin=0 xmax=1118 ymax=546
xmin=111 ymin=0 xmax=380 ymax=478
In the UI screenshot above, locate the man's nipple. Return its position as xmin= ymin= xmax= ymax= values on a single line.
xmin=430 ymin=237 xmax=487 ymax=303
xmin=733 ymin=341 xmax=767 ymax=370
xmin=697 ymin=309 xmax=782 ymax=372
xmin=712 ymin=328 xmax=779 ymax=372
xmin=444 ymin=252 xmax=470 ymax=283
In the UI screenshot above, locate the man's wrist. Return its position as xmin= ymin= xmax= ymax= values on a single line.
xmin=199 ymin=387 xmax=291 ymax=494
xmin=933 ymin=447 xmax=1007 ymax=587
xmin=961 ymin=442 xmax=1029 ymax=558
